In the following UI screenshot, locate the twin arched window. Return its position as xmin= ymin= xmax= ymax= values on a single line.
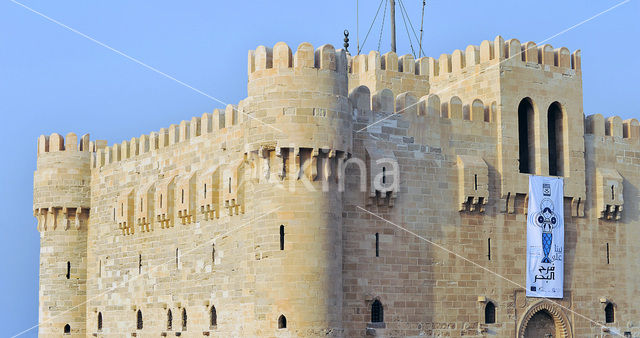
xmin=518 ymin=98 xmax=564 ymax=176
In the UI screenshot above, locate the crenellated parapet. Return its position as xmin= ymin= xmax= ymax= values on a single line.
xmin=428 ymin=36 xmax=580 ymax=81
xmin=92 ymin=107 xmax=242 ymax=169
xmin=585 ymin=114 xmax=640 ymax=141
xmin=348 ymin=50 xmax=430 ymax=97
xmin=244 ymin=41 xmax=353 ymax=156
xmin=34 ymin=132 xmax=93 ymax=231
xmin=247 ymin=41 xmax=348 ymax=95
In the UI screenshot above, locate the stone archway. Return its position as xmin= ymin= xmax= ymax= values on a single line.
xmin=517 ymin=300 xmax=572 ymax=338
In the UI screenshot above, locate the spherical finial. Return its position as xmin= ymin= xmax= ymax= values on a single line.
xmin=343 ymin=29 xmax=350 ymax=53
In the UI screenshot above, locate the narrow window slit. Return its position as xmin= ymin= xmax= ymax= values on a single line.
xmin=280 ymin=225 xmax=285 ymax=250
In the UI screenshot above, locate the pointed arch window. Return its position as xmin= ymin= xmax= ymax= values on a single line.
xmin=64 ymin=324 xmax=70 ymax=334
xmin=136 ymin=309 xmax=143 ymax=330
xmin=485 ymin=302 xmax=496 ymax=324
xmin=98 ymin=312 xmax=103 ymax=331
xmin=278 ymin=314 xmax=287 ymax=329
xmin=167 ymin=309 xmax=173 ymax=331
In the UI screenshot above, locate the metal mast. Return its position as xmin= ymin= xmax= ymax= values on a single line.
xmin=389 ymin=0 xmax=396 ymax=53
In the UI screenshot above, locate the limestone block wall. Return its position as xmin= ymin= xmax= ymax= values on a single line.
xmin=582 ymin=114 xmax=640 ymax=337
xmin=33 ymin=36 xmax=640 ymax=338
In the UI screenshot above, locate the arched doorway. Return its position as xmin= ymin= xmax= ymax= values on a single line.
xmin=518 ymin=301 xmax=572 ymax=338
xmin=524 ymin=310 xmax=555 ymax=337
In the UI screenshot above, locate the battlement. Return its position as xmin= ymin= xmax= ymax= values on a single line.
xmin=37 ymin=132 xmax=91 ymax=155
xmin=426 ymin=36 xmax=580 ymax=79
xmin=349 ymin=50 xmax=429 ymax=76
xmin=585 ymin=114 xmax=640 ymax=140
xmin=34 ymin=132 xmax=93 ymax=232
xmin=92 ymin=104 xmax=244 ymax=169
xmin=248 ymin=42 xmax=348 ymax=78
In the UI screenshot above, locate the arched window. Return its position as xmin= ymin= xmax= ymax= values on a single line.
xmin=278 ymin=314 xmax=287 ymax=329
xmin=371 ymin=300 xmax=383 ymax=323
xmin=182 ymin=308 xmax=187 ymax=331
xmin=279 ymin=225 xmax=285 ymax=250
xmin=605 ymin=302 xmax=615 ymax=323
xmin=167 ymin=309 xmax=173 ymax=331
xmin=64 ymin=324 xmax=70 ymax=334
xmin=210 ymin=305 xmax=217 ymax=328
xmin=547 ymin=102 xmax=564 ymax=176
xmin=136 ymin=309 xmax=143 ymax=330
xmin=98 ymin=312 xmax=103 ymax=331
xmin=518 ymin=98 xmax=536 ymax=174
xmin=485 ymin=302 xmax=496 ymax=324
xmin=66 ymin=261 xmax=71 ymax=279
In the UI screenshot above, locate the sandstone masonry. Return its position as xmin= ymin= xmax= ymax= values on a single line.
xmin=33 ymin=37 xmax=639 ymax=337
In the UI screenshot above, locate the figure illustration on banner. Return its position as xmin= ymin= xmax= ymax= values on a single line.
xmin=527 ymin=178 xmax=564 ymax=298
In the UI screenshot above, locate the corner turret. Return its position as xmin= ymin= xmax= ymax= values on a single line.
xmin=33 ymin=132 xmax=92 ymax=336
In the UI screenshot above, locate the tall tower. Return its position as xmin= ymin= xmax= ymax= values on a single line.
xmin=33 ymin=132 xmax=91 ymax=337
xmin=241 ymin=42 xmax=351 ymax=335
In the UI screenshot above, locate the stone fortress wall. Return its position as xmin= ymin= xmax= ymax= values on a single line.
xmin=33 ymin=36 xmax=639 ymax=337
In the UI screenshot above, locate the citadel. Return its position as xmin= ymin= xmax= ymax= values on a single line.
xmin=33 ymin=35 xmax=640 ymax=337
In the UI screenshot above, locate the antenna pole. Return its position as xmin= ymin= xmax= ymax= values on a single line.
xmin=356 ymin=0 xmax=360 ymax=54
xmin=389 ymin=0 xmax=396 ymax=53
xmin=419 ymin=0 xmax=425 ymax=57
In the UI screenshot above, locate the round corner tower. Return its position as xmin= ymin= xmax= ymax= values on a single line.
xmin=33 ymin=132 xmax=92 ymax=337
xmin=241 ymin=41 xmax=352 ymax=335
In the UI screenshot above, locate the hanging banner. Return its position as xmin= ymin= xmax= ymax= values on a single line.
xmin=526 ymin=175 xmax=564 ymax=299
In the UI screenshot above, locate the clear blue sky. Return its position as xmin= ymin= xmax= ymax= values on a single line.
xmin=1 ymin=0 xmax=637 ymax=336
